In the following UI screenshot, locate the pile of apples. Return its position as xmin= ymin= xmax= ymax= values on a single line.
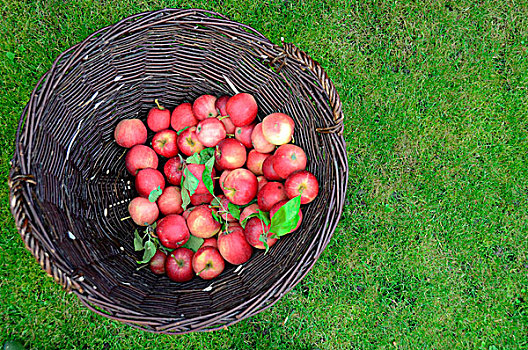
xmin=114 ymin=93 xmax=319 ymax=282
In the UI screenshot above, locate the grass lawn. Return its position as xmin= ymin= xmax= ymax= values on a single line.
xmin=1 ymin=0 xmax=527 ymax=348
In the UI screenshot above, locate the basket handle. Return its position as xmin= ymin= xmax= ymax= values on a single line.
xmin=280 ymin=40 xmax=344 ymax=134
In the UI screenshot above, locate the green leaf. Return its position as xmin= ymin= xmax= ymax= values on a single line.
xmin=148 ymin=186 xmax=163 ymax=202
xmin=186 ymin=153 xmax=201 ymax=164
xmin=210 ymin=196 xmax=222 ymax=207
xmin=138 ymin=240 xmax=156 ymax=264
xmin=211 ymin=209 xmax=222 ymax=223
xmin=158 ymin=245 xmax=174 ymax=255
xmin=228 ymin=202 xmax=241 ymax=220
xmin=240 ymin=212 xmax=259 ymax=229
xmin=258 ymin=210 xmax=270 ymax=226
xmin=200 ymin=147 xmax=215 ymax=163
xmin=181 ymin=235 xmax=205 ymax=252
xmin=181 ymin=186 xmax=191 ymax=211
xmin=183 ymin=167 xmax=200 ymax=196
xmin=202 ymin=155 xmax=215 ymax=196
xmin=176 ymin=126 xmax=190 ymax=135
xmin=133 ymin=230 xmax=144 ymax=251
xmin=268 ymin=196 xmax=301 ymax=237
xmin=259 ymin=232 xmax=270 ymax=253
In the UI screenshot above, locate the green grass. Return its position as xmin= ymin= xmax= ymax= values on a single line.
xmin=1 ymin=0 xmax=528 ymax=348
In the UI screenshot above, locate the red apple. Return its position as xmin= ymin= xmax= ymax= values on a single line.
xmin=220 ymin=117 xmax=236 ymax=134
xmin=257 ymin=182 xmax=288 ymax=212
xmin=215 ymin=95 xmax=230 ymax=116
xmin=285 ymin=170 xmax=319 ymax=204
xmin=272 ymin=144 xmax=307 ymax=179
xmin=251 ymin=123 xmax=275 ymax=153
xmin=216 ymin=95 xmax=237 ymax=133
xmin=244 ymin=217 xmax=278 ymax=249
xmin=135 ymin=168 xmax=165 ymax=198
xmin=257 ymin=176 xmax=268 ymax=191
xmin=219 ymin=170 xmax=231 ymax=192
xmin=147 ymin=103 xmax=171 ymax=132
xmin=157 ymin=186 xmax=183 ymax=215
xmin=196 ymin=118 xmax=226 ymax=147
xmin=152 ymin=129 xmax=179 ymax=158
xmin=165 ymin=248 xmax=194 ymax=282
xmin=228 ymin=222 xmax=242 ymax=230
xmin=182 ymin=208 xmax=193 ymax=219
xmin=114 ymin=119 xmax=147 ymax=148
xmin=177 ymin=126 xmax=205 ymax=156
xmin=226 ymin=93 xmax=258 ymax=127
xmin=156 ymin=214 xmax=190 ymax=249
xmin=222 ymin=169 xmax=258 ymax=205
xmin=202 ymin=237 xmax=218 ymax=249
xmin=270 ymin=200 xmax=303 ymax=233
xmin=125 ymin=145 xmax=158 ymax=176
xmin=186 ymin=163 xmax=215 ymax=195
xmin=216 ymin=195 xmax=237 ymax=222
xmin=149 ymin=250 xmax=167 ymax=275
xmin=128 ymin=197 xmax=159 ymax=226
xmin=240 ymin=203 xmax=259 ymax=224
xmin=235 ymin=123 xmax=256 ymax=149
xmin=186 ymin=205 xmax=221 ymax=238
xmin=246 ymin=150 xmax=270 ymax=176
xmin=192 ymin=246 xmax=225 ymax=280
xmin=164 ymin=156 xmax=184 ymax=185
xmin=193 ymin=95 xmax=218 ymax=120
xmin=218 ymin=226 xmax=253 ymax=265
xmin=262 ymin=156 xmax=282 ymax=181
xmin=215 ymin=139 xmax=247 ymax=170
xmin=190 ymin=192 xmax=214 ymax=205
xmin=214 ymin=160 xmax=225 ymax=173
xmin=261 ymin=113 xmax=295 ymax=145
xmin=171 ymin=102 xmax=198 ymax=132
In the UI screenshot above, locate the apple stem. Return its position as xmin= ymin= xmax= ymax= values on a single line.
xmin=196 ymin=266 xmax=208 ymax=276
xmin=226 ymin=134 xmax=235 ymax=137
xmin=291 ymin=135 xmax=295 ymax=144
xmin=154 ymin=98 xmax=165 ymax=110
xmin=217 ymin=115 xmax=230 ymax=121
xmin=120 ymin=216 xmax=131 ymax=221
xmin=213 ymin=176 xmax=220 ymax=180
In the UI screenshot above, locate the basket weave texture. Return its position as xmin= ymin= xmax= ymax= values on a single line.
xmin=9 ymin=8 xmax=348 ymax=334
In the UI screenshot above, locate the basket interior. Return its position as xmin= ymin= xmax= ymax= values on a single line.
xmin=18 ymin=11 xmax=342 ymax=325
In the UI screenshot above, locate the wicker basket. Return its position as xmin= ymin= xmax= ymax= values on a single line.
xmin=8 ymin=8 xmax=347 ymax=334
